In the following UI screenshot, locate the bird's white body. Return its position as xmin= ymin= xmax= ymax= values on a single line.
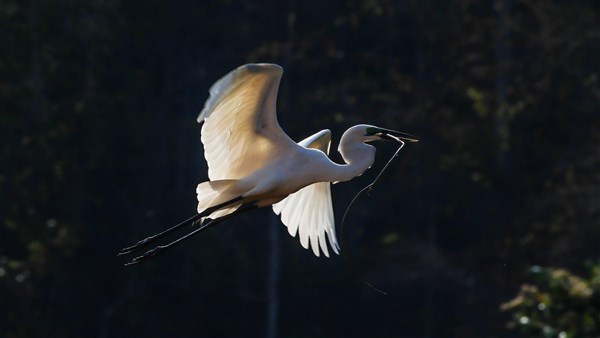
xmin=238 ymin=148 xmax=326 ymax=205
xmin=225 ymin=132 xmax=375 ymax=205
xmin=120 ymin=63 xmax=417 ymax=264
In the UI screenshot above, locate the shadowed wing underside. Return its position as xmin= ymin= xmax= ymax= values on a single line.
xmin=198 ymin=63 xmax=296 ymax=181
xmin=272 ymin=130 xmax=340 ymax=257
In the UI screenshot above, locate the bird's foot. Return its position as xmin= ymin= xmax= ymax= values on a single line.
xmin=118 ymin=236 xmax=156 ymax=256
xmin=124 ymin=245 xmax=166 ymax=266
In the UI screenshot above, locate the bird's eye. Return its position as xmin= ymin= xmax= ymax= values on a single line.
xmin=364 ymin=127 xmax=380 ymax=136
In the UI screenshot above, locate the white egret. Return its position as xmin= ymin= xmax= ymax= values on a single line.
xmin=119 ymin=63 xmax=417 ymax=265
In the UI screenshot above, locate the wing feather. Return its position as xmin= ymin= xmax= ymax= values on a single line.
xmin=198 ymin=64 xmax=296 ymax=180
xmin=272 ymin=129 xmax=340 ymax=257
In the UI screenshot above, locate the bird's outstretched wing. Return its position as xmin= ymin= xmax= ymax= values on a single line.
xmin=272 ymin=129 xmax=340 ymax=257
xmin=198 ymin=63 xmax=296 ymax=180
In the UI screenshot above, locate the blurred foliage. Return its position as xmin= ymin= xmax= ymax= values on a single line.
xmin=501 ymin=263 xmax=600 ymax=337
xmin=0 ymin=0 xmax=599 ymax=337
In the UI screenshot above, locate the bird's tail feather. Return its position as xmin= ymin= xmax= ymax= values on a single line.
xmin=196 ymin=180 xmax=243 ymax=218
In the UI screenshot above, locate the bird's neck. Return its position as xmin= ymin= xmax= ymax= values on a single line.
xmin=332 ymin=138 xmax=376 ymax=183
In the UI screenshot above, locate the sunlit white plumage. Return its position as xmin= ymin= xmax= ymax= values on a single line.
xmin=119 ymin=63 xmax=417 ymax=264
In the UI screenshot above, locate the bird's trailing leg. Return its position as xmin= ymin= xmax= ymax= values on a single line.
xmin=123 ymin=203 xmax=257 ymax=266
xmin=118 ymin=196 xmax=243 ymax=256
xmin=118 ymin=213 xmax=202 ymax=256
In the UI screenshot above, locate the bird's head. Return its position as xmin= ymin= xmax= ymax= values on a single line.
xmin=338 ymin=124 xmax=418 ymax=164
xmin=360 ymin=124 xmax=419 ymax=144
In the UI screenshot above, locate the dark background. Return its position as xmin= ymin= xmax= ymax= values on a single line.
xmin=1 ymin=0 xmax=599 ymax=337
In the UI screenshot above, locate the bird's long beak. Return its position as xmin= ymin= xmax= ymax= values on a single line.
xmin=377 ymin=128 xmax=419 ymax=143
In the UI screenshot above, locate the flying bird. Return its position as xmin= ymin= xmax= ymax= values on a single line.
xmin=119 ymin=63 xmax=417 ymax=265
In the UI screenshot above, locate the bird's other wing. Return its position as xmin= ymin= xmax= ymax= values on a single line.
xmin=272 ymin=129 xmax=340 ymax=257
xmin=198 ymin=63 xmax=297 ymax=180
